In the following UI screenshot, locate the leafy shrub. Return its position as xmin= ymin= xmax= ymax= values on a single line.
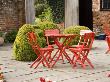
xmin=47 ymin=0 xmax=64 ymax=23
xmin=0 ymin=32 xmax=3 ymax=37
xmin=37 ymin=37 xmax=46 ymax=48
xmin=34 ymin=0 xmax=47 ymax=17
xmin=63 ymin=25 xmax=90 ymax=45
xmin=35 ymin=29 xmax=44 ymax=37
xmin=4 ymin=29 xmax=18 ymax=43
xmin=38 ymin=7 xmax=53 ymax=22
xmin=34 ymin=21 xmax=59 ymax=30
xmin=34 ymin=18 xmax=42 ymax=24
xmin=13 ymin=24 xmax=37 ymax=61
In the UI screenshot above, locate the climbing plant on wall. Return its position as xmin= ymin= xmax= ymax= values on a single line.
xmin=34 ymin=0 xmax=65 ymax=23
xmin=47 ymin=0 xmax=65 ymax=23
xmin=34 ymin=0 xmax=48 ymax=17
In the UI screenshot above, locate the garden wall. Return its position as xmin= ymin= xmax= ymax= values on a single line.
xmin=0 ymin=0 xmax=25 ymax=31
xmin=92 ymin=0 xmax=110 ymax=34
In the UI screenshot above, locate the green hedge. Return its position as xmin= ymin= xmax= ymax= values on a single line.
xmin=4 ymin=29 xmax=18 ymax=43
xmin=33 ymin=21 xmax=59 ymax=30
xmin=13 ymin=24 xmax=41 ymax=61
xmin=47 ymin=0 xmax=64 ymax=23
xmin=34 ymin=0 xmax=48 ymax=17
xmin=34 ymin=0 xmax=64 ymax=23
xmin=63 ymin=25 xmax=90 ymax=45
xmin=0 ymin=31 xmax=3 ymax=37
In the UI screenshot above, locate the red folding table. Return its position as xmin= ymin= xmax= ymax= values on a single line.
xmin=45 ymin=34 xmax=77 ymax=68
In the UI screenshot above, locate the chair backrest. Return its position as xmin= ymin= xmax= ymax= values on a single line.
xmin=83 ymin=32 xmax=95 ymax=49
xmin=103 ymin=24 xmax=110 ymax=36
xmin=44 ymin=29 xmax=60 ymax=35
xmin=44 ymin=29 xmax=60 ymax=45
xmin=106 ymin=36 xmax=110 ymax=49
xmin=27 ymin=32 xmax=40 ymax=50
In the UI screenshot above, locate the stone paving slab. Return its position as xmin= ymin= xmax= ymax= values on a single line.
xmin=0 ymin=40 xmax=110 ymax=82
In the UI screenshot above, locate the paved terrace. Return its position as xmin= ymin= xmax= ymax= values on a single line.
xmin=0 ymin=40 xmax=110 ymax=82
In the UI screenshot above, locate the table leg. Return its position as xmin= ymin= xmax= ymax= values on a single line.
xmin=51 ymin=49 xmax=63 ymax=68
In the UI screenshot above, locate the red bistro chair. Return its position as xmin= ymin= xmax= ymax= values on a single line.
xmin=44 ymin=29 xmax=60 ymax=45
xmin=44 ymin=29 xmax=64 ymax=62
xmin=106 ymin=36 xmax=110 ymax=54
xmin=27 ymin=32 xmax=53 ymax=69
xmin=69 ymin=32 xmax=95 ymax=69
xmin=103 ymin=24 xmax=110 ymax=36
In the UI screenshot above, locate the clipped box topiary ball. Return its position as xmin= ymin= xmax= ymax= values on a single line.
xmin=63 ymin=25 xmax=90 ymax=45
xmin=13 ymin=24 xmax=37 ymax=61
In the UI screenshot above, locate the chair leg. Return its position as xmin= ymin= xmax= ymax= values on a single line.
xmin=61 ymin=54 xmax=64 ymax=63
xmin=84 ymin=58 xmax=94 ymax=68
xmin=30 ymin=55 xmax=42 ymax=68
xmin=51 ymin=50 xmax=63 ymax=68
xmin=82 ymin=55 xmax=94 ymax=68
xmin=34 ymin=51 xmax=51 ymax=69
xmin=63 ymin=51 xmax=74 ymax=68
xmin=72 ymin=52 xmax=86 ymax=69
xmin=49 ymin=49 xmax=59 ymax=65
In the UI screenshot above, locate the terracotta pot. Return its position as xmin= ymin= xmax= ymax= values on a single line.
xmin=0 ymin=37 xmax=4 ymax=46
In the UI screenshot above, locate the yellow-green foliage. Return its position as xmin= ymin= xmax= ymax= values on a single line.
xmin=34 ymin=21 xmax=59 ymax=30
xmin=13 ymin=24 xmax=37 ymax=61
xmin=63 ymin=25 xmax=90 ymax=45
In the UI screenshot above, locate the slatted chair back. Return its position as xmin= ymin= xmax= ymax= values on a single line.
xmin=27 ymin=32 xmax=40 ymax=52
xmin=44 ymin=29 xmax=60 ymax=45
xmin=83 ymin=32 xmax=95 ymax=50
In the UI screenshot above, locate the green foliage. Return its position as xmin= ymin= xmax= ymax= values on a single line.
xmin=34 ymin=21 xmax=59 ymax=30
xmin=13 ymin=24 xmax=47 ymax=61
xmin=35 ymin=29 xmax=44 ymax=37
xmin=47 ymin=0 xmax=64 ymax=23
xmin=34 ymin=0 xmax=65 ymax=23
xmin=35 ymin=0 xmax=47 ymax=4
xmin=34 ymin=29 xmax=46 ymax=48
xmin=4 ymin=30 xmax=18 ymax=43
xmin=34 ymin=0 xmax=48 ymax=17
xmin=34 ymin=18 xmax=42 ymax=24
xmin=37 ymin=37 xmax=46 ymax=48
xmin=0 ymin=31 xmax=3 ymax=37
xmin=35 ymin=4 xmax=46 ymax=17
xmin=38 ymin=7 xmax=53 ymax=22
xmin=63 ymin=25 xmax=90 ymax=45
xmin=13 ymin=24 xmax=37 ymax=61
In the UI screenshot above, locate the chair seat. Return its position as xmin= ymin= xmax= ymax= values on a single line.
xmin=33 ymin=45 xmax=53 ymax=51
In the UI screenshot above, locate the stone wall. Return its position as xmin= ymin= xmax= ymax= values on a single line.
xmin=0 ymin=0 xmax=25 ymax=31
xmin=92 ymin=0 xmax=110 ymax=34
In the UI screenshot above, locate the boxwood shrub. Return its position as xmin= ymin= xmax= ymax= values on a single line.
xmin=13 ymin=24 xmax=46 ymax=61
xmin=33 ymin=21 xmax=59 ymax=30
xmin=4 ymin=29 xmax=18 ymax=43
xmin=63 ymin=25 xmax=90 ymax=45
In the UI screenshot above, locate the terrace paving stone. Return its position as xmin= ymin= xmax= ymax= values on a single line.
xmin=0 ymin=40 xmax=110 ymax=82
